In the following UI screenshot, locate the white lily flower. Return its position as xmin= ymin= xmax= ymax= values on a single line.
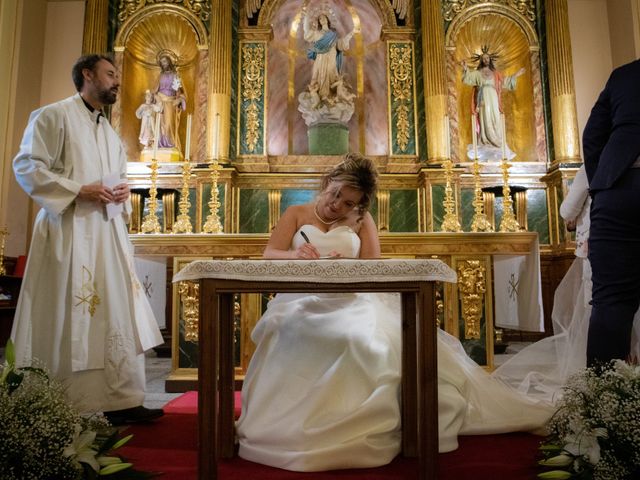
xmin=537 ymin=470 xmax=572 ymax=479
xmin=62 ymin=424 xmax=99 ymax=471
xmin=538 ymin=453 xmax=573 ymax=468
xmin=97 ymin=456 xmax=123 ymax=466
xmin=593 ymin=427 xmax=608 ymax=438
xmin=564 ymin=432 xmax=601 ymax=464
xmin=99 ymin=462 xmax=133 ymax=475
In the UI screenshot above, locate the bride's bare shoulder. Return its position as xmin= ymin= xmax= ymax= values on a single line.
xmin=287 ymin=203 xmax=312 ymax=212
xmin=283 ymin=203 xmax=314 ymax=218
xmin=280 ymin=203 xmax=315 ymax=227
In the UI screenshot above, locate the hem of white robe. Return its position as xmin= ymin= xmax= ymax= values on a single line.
xmin=63 ymin=354 xmax=147 ymax=413
xmin=237 ymin=440 xmax=400 ymax=472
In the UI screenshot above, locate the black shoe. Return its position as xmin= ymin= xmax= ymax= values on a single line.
xmin=104 ymin=405 xmax=164 ymax=426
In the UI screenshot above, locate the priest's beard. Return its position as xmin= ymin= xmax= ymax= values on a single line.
xmin=97 ymin=87 xmax=118 ymax=105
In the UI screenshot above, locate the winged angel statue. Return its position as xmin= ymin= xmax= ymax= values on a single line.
xmin=297 ymin=3 xmax=356 ymax=126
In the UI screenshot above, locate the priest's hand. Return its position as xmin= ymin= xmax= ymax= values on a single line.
xmin=78 ymin=183 xmax=115 ymax=204
xmin=113 ymin=183 xmax=130 ymax=204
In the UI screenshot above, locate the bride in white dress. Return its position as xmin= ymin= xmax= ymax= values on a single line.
xmin=236 ymin=154 xmax=553 ymax=472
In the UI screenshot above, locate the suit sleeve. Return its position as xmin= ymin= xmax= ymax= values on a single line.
xmin=13 ymin=106 xmax=82 ymax=216
xmin=582 ymin=75 xmax=613 ymax=183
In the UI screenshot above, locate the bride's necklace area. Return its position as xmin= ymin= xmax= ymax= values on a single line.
xmin=314 ymin=203 xmax=343 ymax=226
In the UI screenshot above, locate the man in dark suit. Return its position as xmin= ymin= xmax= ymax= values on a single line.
xmin=583 ymin=59 xmax=640 ymax=366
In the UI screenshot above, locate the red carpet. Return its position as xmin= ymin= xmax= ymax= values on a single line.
xmin=119 ymin=392 xmax=542 ymax=479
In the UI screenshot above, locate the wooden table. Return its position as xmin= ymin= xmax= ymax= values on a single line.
xmin=173 ymin=259 xmax=457 ymax=480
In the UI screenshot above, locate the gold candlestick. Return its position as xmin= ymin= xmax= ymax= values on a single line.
xmin=173 ymin=114 xmax=193 ymax=234
xmin=202 ymin=159 xmax=223 ymax=233
xmin=498 ymin=114 xmax=520 ymax=232
xmin=470 ymin=159 xmax=493 ymax=233
xmin=0 ymin=226 xmax=8 ymax=276
xmin=141 ymin=114 xmax=162 ymax=234
xmin=141 ymin=156 xmax=161 ymax=233
xmin=498 ymin=160 xmax=521 ymax=232
xmin=203 ymin=113 xmax=223 ymax=233
xmin=173 ymin=161 xmax=193 ymax=234
xmin=440 ymin=159 xmax=462 ymax=232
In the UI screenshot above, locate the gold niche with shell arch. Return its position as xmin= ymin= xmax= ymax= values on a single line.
xmin=114 ymin=5 xmax=206 ymax=162
xmin=447 ymin=11 xmax=541 ymax=163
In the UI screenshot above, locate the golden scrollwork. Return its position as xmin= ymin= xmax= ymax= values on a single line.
xmin=443 ymin=0 xmax=536 ymax=23
xmin=389 ymin=43 xmax=413 ymax=153
xmin=179 ymin=281 xmax=200 ymax=343
xmin=241 ymin=43 xmax=265 ymax=153
xmin=118 ymin=0 xmax=143 ymax=22
xmin=118 ymin=0 xmax=211 ymax=23
xmin=456 ymin=259 xmax=486 ymax=339
xmin=185 ymin=0 xmax=211 ymax=21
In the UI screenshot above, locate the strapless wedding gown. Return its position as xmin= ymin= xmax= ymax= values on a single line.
xmin=236 ymin=225 xmax=554 ymax=472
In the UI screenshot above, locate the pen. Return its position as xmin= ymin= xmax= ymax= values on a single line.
xmin=300 ymin=230 xmax=311 ymax=243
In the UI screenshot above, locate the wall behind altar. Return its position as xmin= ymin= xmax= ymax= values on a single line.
xmin=1 ymin=0 xmax=640 ymax=256
xmin=0 ymin=0 xmax=84 ymax=257
xmin=40 ymin=1 xmax=83 ymax=106
xmin=568 ymin=0 xmax=640 ymax=158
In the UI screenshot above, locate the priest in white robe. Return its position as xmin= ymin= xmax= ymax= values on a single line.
xmin=11 ymin=54 xmax=164 ymax=424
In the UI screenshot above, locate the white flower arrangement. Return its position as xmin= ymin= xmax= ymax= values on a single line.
xmin=0 ymin=340 xmax=157 ymax=479
xmin=537 ymin=360 xmax=640 ymax=479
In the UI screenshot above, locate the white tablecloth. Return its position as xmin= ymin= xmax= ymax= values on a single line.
xmin=173 ymin=258 xmax=457 ymax=284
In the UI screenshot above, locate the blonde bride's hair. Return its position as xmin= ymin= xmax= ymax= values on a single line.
xmin=320 ymin=153 xmax=378 ymax=215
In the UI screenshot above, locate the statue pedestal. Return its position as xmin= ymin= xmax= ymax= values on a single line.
xmin=140 ymin=147 xmax=183 ymax=163
xmin=308 ymin=123 xmax=349 ymax=155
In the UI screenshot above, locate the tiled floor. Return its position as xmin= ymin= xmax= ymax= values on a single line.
xmin=143 ymin=352 xmax=182 ymax=409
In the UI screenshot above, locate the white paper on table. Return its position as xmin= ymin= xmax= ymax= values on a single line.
xmin=102 ymin=172 xmax=124 ymax=220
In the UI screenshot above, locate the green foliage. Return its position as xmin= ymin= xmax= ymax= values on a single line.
xmin=0 ymin=340 xmax=159 ymax=479
xmin=537 ymin=360 xmax=640 ymax=480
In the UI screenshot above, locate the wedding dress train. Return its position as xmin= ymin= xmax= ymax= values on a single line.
xmin=493 ymin=166 xmax=640 ymax=399
xmin=236 ymin=225 xmax=554 ymax=472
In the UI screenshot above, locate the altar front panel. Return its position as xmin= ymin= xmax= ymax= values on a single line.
xmin=132 ymin=232 xmax=541 ymax=391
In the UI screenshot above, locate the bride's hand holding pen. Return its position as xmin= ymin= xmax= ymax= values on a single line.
xmin=296 ymin=230 xmax=320 ymax=259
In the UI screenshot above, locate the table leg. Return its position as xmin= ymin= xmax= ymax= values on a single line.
xmin=401 ymin=292 xmax=418 ymax=457
xmin=199 ymin=280 xmax=219 ymax=479
xmin=417 ymin=283 xmax=438 ymax=480
xmin=219 ymin=293 xmax=236 ymax=458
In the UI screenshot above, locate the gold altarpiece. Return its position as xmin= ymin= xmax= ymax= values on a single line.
xmin=83 ymin=0 xmax=584 ymax=390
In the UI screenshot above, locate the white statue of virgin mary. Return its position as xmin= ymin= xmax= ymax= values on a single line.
xmin=298 ymin=5 xmax=356 ymax=126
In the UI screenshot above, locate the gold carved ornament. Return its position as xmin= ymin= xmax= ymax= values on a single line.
xmin=118 ymin=0 xmax=211 ymax=23
xmin=241 ymin=44 xmax=265 ymax=154
xmin=456 ymin=260 xmax=486 ymax=339
xmin=179 ymin=281 xmax=200 ymax=343
xmin=443 ymin=0 xmax=535 ymax=23
xmin=389 ymin=44 xmax=413 ymax=153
